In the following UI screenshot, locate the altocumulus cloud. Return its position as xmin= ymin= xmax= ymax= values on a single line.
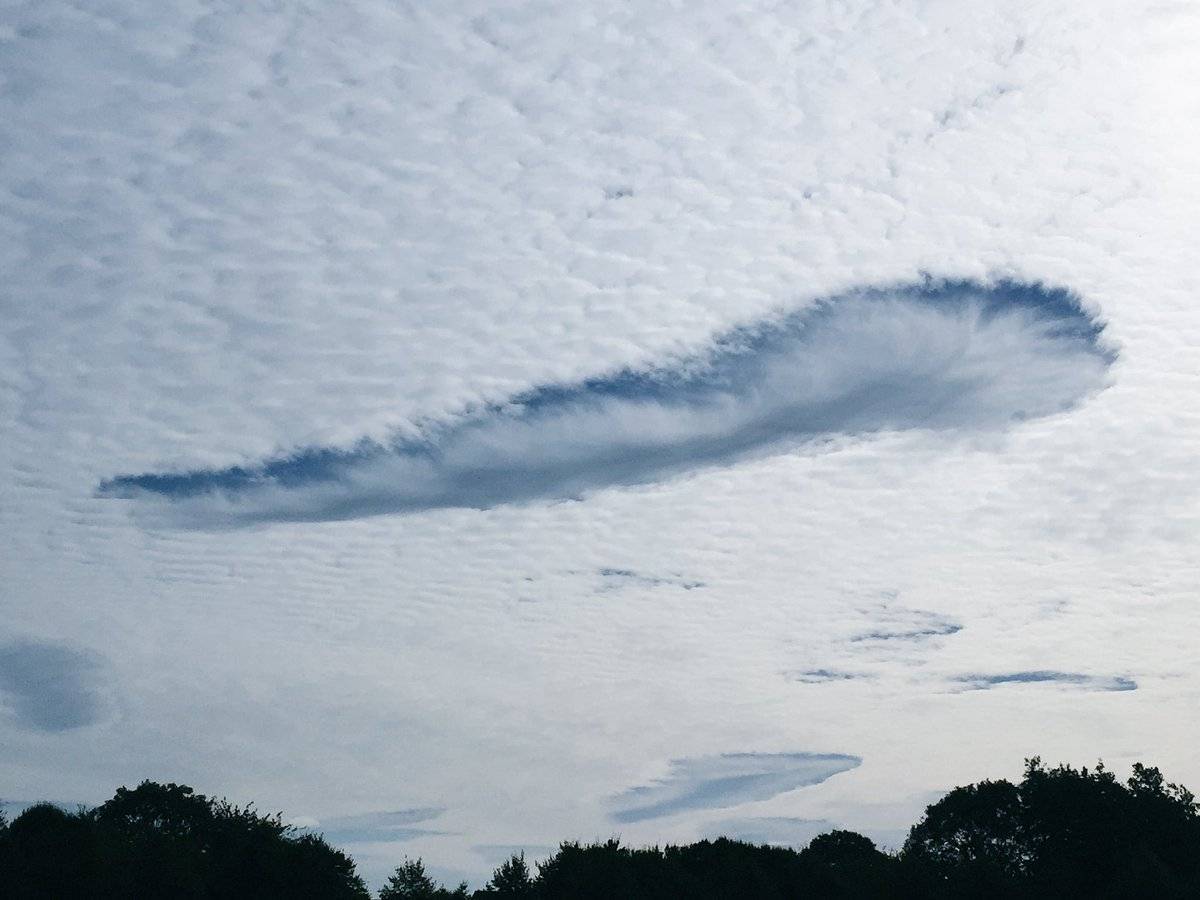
xmin=610 ymin=752 xmax=862 ymax=823
xmin=0 ymin=639 xmax=105 ymax=732
xmin=101 ymin=280 xmax=1112 ymax=527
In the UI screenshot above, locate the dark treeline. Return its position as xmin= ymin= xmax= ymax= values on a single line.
xmin=4 ymin=758 xmax=1200 ymax=898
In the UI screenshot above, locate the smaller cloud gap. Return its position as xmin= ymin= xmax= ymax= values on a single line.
xmin=304 ymin=807 xmax=448 ymax=844
xmin=472 ymin=844 xmax=558 ymax=864
xmin=783 ymin=669 xmax=868 ymax=684
xmin=849 ymin=601 xmax=963 ymax=644
xmin=100 ymin=279 xmax=1113 ymax=527
xmin=610 ymin=752 xmax=861 ymax=823
xmin=594 ymin=568 xmax=706 ymax=592
xmin=0 ymin=639 xmax=105 ymax=732
xmin=955 ymin=671 xmax=1136 ymax=692
xmin=851 ymin=622 xmax=962 ymax=643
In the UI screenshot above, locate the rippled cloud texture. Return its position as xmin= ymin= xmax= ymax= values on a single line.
xmin=102 ymin=280 xmax=1110 ymax=526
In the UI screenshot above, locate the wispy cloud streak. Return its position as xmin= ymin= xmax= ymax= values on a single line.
xmin=100 ymin=280 xmax=1112 ymax=526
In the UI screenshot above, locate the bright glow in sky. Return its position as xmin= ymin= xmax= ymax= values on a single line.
xmin=2 ymin=0 xmax=1199 ymax=889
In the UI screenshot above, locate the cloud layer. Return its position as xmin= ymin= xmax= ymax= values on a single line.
xmin=102 ymin=280 xmax=1111 ymax=526
xmin=610 ymin=752 xmax=862 ymax=823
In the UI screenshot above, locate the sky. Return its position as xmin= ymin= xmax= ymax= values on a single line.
xmin=1 ymin=0 xmax=1199 ymax=889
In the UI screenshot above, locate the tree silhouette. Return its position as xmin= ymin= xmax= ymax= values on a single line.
xmin=528 ymin=834 xmax=896 ymax=899
xmin=480 ymin=851 xmax=535 ymax=897
xmin=902 ymin=777 xmax=1028 ymax=894
xmin=1 ymin=802 xmax=96 ymax=898
xmin=379 ymin=857 xmax=469 ymax=899
xmin=798 ymin=830 xmax=896 ymax=897
xmin=3 ymin=762 xmax=1200 ymax=898
xmin=532 ymin=839 xmax=645 ymax=898
xmin=0 ymin=782 xmax=370 ymax=899
xmin=901 ymin=758 xmax=1200 ymax=898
